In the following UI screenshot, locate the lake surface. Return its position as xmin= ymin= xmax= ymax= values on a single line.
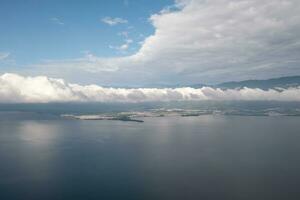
xmin=1 ymin=115 xmax=300 ymax=200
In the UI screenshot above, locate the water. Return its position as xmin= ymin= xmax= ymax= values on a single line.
xmin=1 ymin=115 xmax=300 ymax=199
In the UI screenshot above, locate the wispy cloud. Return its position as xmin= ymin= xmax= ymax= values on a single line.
xmin=0 ymin=52 xmax=10 ymax=60
xmin=123 ymin=0 xmax=129 ymax=7
xmin=118 ymin=31 xmax=129 ymax=38
xmin=1 ymin=73 xmax=300 ymax=103
xmin=50 ymin=17 xmax=64 ymax=25
xmin=109 ymin=39 xmax=133 ymax=51
xmin=101 ymin=17 xmax=128 ymax=26
xmin=35 ymin=53 xmax=121 ymax=73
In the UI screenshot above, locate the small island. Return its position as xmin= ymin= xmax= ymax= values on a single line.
xmin=61 ymin=114 xmax=144 ymax=123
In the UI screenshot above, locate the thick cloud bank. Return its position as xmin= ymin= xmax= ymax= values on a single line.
xmin=0 ymin=73 xmax=300 ymax=103
xmin=36 ymin=0 xmax=300 ymax=85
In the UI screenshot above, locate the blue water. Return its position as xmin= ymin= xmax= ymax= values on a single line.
xmin=0 ymin=115 xmax=300 ymax=199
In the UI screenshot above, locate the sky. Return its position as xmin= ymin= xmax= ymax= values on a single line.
xmin=1 ymin=0 xmax=300 ymax=88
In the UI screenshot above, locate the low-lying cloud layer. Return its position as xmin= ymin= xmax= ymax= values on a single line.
xmin=1 ymin=73 xmax=300 ymax=103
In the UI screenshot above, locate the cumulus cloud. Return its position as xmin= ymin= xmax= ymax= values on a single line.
xmin=101 ymin=17 xmax=128 ymax=26
xmin=131 ymin=0 xmax=300 ymax=82
xmin=35 ymin=0 xmax=300 ymax=85
xmin=0 ymin=73 xmax=300 ymax=103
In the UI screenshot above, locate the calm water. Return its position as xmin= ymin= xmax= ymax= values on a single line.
xmin=0 ymin=116 xmax=300 ymax=200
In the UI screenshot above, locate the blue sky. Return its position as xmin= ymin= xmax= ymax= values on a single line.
xmin=0 ymin=0 xmax=172 ymax=65
xmin=1 ymin=0 xmax=300 ymax=86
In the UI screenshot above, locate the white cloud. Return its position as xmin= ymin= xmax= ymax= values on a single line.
xmin=130 ymin=0 xmax=300 ymax=82
xmin=0 ymin=52 xmax=10 ymax=60
xmin=118 ymin=31 xmax=129 ymax=38
xmin=119 ymin=44 xmax=129 ymax=50
xmin=36 ymin=0 xmax=300 ymax=85
xmin=36 ymin=53 xmax=122 ymax=73
xmin=50 ymin=17 xmax=64 ymax=25
xmin=101 ymin=17 xmax=128 ymax=26
xmin=1 ymin=73 xmax=300 ymax=103
xmin=109 ymin=39 xmax=133 ymax=51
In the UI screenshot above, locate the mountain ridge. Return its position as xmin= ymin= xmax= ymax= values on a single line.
xmin=214 ymin=76 xmax=300 ymax=89
xmin=101 ymin=75 xmax=300 ymax=89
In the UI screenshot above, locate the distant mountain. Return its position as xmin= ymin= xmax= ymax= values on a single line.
xmin=106 ymin=76 xmax=300 ymax=89
xmin=133 ymin=83 xmax=208 ymax=89
xmin=215 ymin=76 xmax=300 ymax=90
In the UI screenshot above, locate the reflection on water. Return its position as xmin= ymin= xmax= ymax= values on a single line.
xmin=0 ymin=116 xmax=300 ymax=199
xmin=18 ymin=121 xmax=60 ymax=145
